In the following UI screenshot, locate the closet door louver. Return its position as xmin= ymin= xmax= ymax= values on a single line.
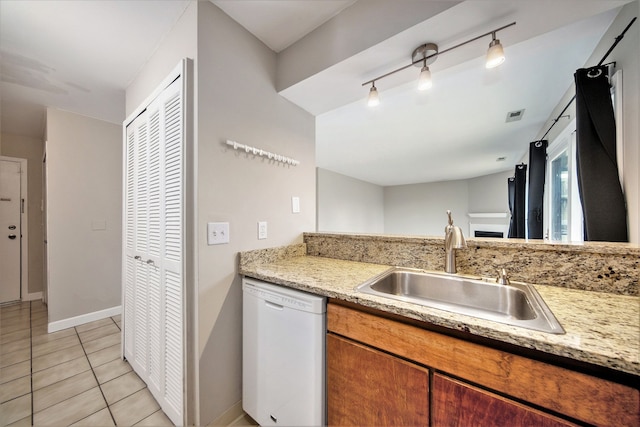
xmin=134 ymin=118 xmax=150 ymax=380
xmin=124 ymin=117 xmax=142 ymax=367
xmin=123 ymin=73 xmax=184 ymax=426
xmin=161 ymin=86 xmax=183 ymax=417
xmin=145 ymin=104 xmax=162 ymax=400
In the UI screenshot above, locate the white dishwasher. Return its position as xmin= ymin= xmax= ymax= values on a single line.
xmin=242 ymin=277 xmax=326 ymax=426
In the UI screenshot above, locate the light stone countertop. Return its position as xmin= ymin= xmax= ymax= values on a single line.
xmin=240 ymin=253 xmax=640 ymax=377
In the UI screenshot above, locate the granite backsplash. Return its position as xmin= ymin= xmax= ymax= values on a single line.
xmin=303 ymin=233 xmax=639 ymax=296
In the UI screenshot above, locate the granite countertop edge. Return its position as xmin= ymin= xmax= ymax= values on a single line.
xmin=239 ymin=250 xmax=639 ymax=377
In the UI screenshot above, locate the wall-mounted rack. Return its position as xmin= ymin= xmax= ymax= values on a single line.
xmin=225 ymin=139 xmax=299 ymax=166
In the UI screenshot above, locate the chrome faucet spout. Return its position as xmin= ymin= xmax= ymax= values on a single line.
xmin=444 ymin=210 xmax=466 ymax=274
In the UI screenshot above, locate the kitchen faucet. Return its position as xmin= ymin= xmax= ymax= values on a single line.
xmin=444 ymin=210 xmax=467 ymax=274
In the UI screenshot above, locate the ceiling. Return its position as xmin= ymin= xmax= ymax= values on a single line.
xmin=0 ymin=0 xmax=353 ymax=139
xmin=211 ymin=0 xmax=357 ymax=52
xmin=311 ymin=3 xmax=623 ymax=185
xmin=0 ymin=0 xmax=631 ymax=186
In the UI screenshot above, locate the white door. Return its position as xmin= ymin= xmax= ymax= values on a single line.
xmin=123 ymin=66 xmax=185 ymax=425
xmin=0 ymin=159 xmax=22 ymax=303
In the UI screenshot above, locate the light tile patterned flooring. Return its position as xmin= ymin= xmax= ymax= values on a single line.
xmin=0 ymin=300 xmax=173 ymax=426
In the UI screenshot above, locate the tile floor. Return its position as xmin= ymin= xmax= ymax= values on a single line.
xmin=0 ymin=300 xmax=173 ymax=426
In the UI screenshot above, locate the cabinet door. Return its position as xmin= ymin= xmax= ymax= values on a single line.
xmin=327 ymin=333 xmax=429 ymax=426
xmin=432 ymin=373 xmax=577 ymax=427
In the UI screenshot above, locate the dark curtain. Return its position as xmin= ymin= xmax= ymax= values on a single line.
xmin=574 ymin=66 xmax=628 ymax=242
xmin=527 ymin=140 xmax=548 ymax=239
xmin=508 ymin=164 xmax=527 ymax=238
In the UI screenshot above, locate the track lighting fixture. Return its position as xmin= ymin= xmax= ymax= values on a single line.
xmin=367 ymin=83 xmax=380 ymax=107
xmin=486 ymin=32 xmax=506 ymax=69
xmin=362 ymin=22 xmax=515 ymax=106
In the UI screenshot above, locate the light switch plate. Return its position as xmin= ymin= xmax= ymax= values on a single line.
xmin=207 ymin=222 xmax=229 ymax=245
xmin=292 ymin=196 xmax=300 ymax=213
xmin=258 ymin=221 xmax=267 ymax=240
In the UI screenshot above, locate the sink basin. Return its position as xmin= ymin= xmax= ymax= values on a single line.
xmin=356 ymin=268 xmax=564 ymax=334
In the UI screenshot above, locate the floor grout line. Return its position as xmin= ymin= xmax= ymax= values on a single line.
xmin=74 ymin=325 xmax=119 ymax=426
xmin=1 ymin=303 xmax=169 ymax=427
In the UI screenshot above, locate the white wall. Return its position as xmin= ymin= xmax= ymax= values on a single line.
xmin=384 ymin=179 xmax=469 ymax=236
xmin=125 ymin=2 xmax=316 ymax=424
xmin=196 ymin=3 xmax=316 ymax=423
xmin=317 ymin=169 xmax=512 ymax=237
xmin=317 ymin=168 xmax=384 ymax=233
xmin=45 ymin=109 xmax=122 ymax=324
xmin=1 ymin=133 xmax=45 ymax=294
xmin=535 ymin=1 xmax=639 ymax=243
xmin=468 ymin=170 xmax=512 ymax=214
xmin=276 ymin=1 xmax=460 ymax=92
xmin=125 ymin=3 xmax=197 ymax=115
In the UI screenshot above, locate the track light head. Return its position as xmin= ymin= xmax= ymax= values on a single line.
xmin=418 ymin=65 xmax=432 ymax=91
xmin=367 ymin=83 xmax=380 ymax=107
xmin=486 ymin=34 xmax=505 ymax=69
xmin=413 ymin=43 xmax=437 ymax=91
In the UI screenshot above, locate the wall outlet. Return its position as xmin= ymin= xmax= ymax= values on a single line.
xmin=207 ymin=222 xmax=229 ymax=245
xmin=292 ymin=196 xmax=300 ymax=214
xmin=258 ymin=221 xmax=267 ymax=240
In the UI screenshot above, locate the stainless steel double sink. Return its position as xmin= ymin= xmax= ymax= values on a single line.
xmin=356 ymin=267 xmax=565 ymax=334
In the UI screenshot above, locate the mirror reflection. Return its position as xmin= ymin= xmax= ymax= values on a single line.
xmin=315 ymin=4 xmax=637 ymax=243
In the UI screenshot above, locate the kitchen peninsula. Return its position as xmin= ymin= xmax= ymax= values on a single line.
xmin=240 ymin=233 xmax=639 ymax=426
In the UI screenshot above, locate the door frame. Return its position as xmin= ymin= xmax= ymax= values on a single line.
xmin=0 ymin=156 xmax=29 ymax=301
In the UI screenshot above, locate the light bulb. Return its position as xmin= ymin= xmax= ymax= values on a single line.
xmin=367 ymin=84 xmax=380 ymax=107
xmin=418 ymin=66 xmax=432 ymax=90
xmin=486 ymin=38 xmax=505 ymax=69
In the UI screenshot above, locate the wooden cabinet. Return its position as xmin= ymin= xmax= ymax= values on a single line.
xmin=327 ymin=334 xmax=429 ymax=426
xmin=432 ymin=373 xmax=575 ymax=427
xmin=327 ymin=301 xmax=639 ymax=427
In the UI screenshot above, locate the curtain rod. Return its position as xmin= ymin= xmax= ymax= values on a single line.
xmin=538 ymin=17 xmax=636 ymax=142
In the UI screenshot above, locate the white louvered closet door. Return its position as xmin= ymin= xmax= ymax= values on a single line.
xmin=123 ymin=73 xmax=184 ymax=426
xmin=124 ymin=111 xmax=150 ymax=379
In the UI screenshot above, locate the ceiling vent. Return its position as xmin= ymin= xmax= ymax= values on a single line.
xmin=505 ymin=109 xmax=525 ymax=122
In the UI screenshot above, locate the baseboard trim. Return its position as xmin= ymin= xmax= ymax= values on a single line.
xmin=24 ymin=291 xmax=42 ymax=302
xmin=48 ymin=305 xmax=122 ymax=333
xmin=207 ymin=401 xmax=244 ymax=426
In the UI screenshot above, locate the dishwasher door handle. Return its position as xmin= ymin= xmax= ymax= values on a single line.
xmin=265 ymin=301 xmax=284 ymax=311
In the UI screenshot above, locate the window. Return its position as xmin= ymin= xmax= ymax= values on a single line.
xmin=545 ymin=118 xmax=583 ymax=242
xmin=611 ymin=69 xmax=624 ymax=189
